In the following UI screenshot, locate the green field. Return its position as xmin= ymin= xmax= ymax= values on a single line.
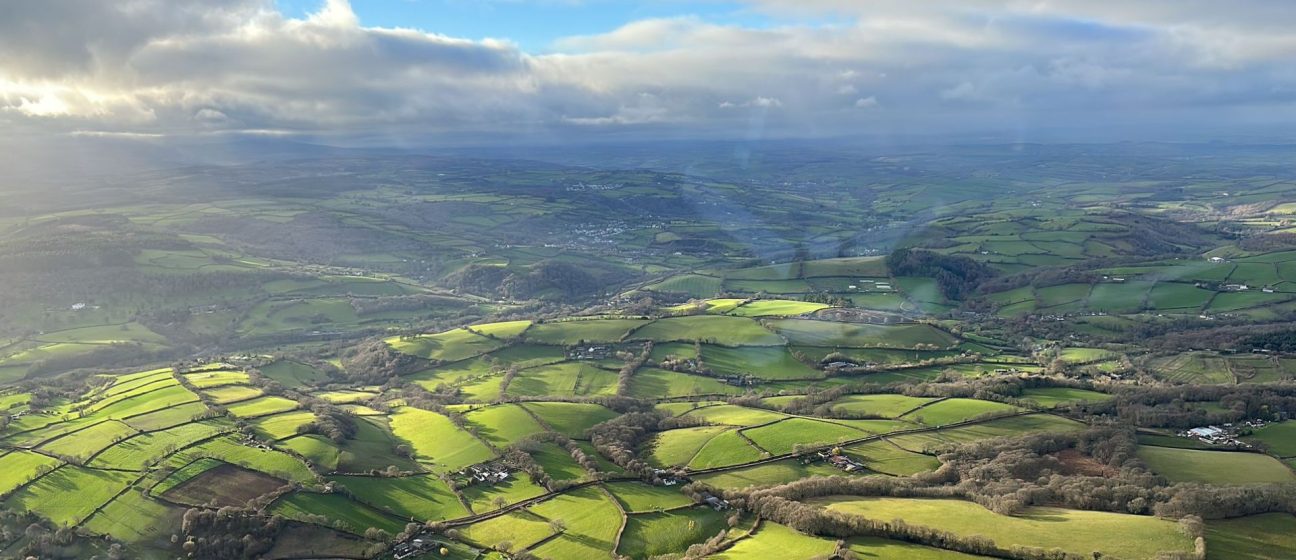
xmin=900 ymin=398 xmax=1021 ymax=425
xmin=694 ymin=459 xmax=850 ymax=490
xmin=0 ymin=450 xmax=61 ymax=496
xmin=1137 ymin=446 xmax=1296 ymax=484
xmin=225 ymin=395 xmax=299 ymax=418
xmin=689 ymin=429 xmax=766 ymax=468
xmin=712 ymin=521 xmax=836 ymax=560
xmin=727 ymin=300 xmax=830 ymax=317
xmin=701 ymin=345 xmax=823 ymax=380
xmin=743 ymin=418 xmax=867 ymax=454
xmin=523 ymin=319 xmax=648 ymax=345
xmin=330 ymin=474 xmax=469 ymax=521
xmin=631 ymin=316 xmax=784 ymax=346
xmin=1018 ymin=387 xmax=1113 ymax=407
xmin=520 ymin=402 xmax=617 ymax=438
xmin=828 ymin=394 xmax=937 ymax=417
xmin=462 ymin=404 xmax=547 ymax=446
xmin=389 ymin=328 xmax=506 ymax=362
xmin=1247 ymin=421 xmax=1296 ymax=457
xmin=648 ymin=426 xmax=731 ymax=467
xmin=681 ymin=404 xmax=789 ymax=426
xmin=618 ymin=508 xmax=729 ymax=558
xmin=5 ymin=466 xmax=137 ymax=526
xmin=389 ymin=407 xmax=496 ymax=472
xmin=605 ymin=481 xmax=695 ymax=512
xmin=843 ymin=439 xmax=941 ymax=476
xmin=272 ymin=491 xmax=408 ymax=536
xmin=768 ymin=320 xmax=958 ymax=349
xmin=814 ymin=496 xmax=1194 ymax=559
xmin=1206 ymin=513 xmax=1296 ymax=560
xmin=524 ymin=487 xmax=623 ymax=559
xmin=83 ymin=487 xmax=182 ymax=545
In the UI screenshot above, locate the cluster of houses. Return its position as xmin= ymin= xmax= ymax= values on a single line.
xmin=456 ymin=462 xmax=511 ymax=486
xmin=567 ymin=345 xmax=613 ymax=361
xmin=652 ymin=468 xmax=688 ymax=486
xmin=804 ymin=448 xmax=867 ymax=472
xmin=391 ymin=537 xmax=451 ymax=560
xmin=1181 ymin=420 xmax=1269 ymax=447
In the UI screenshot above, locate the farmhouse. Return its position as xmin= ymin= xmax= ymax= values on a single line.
xmin=459 ymin=463 xmax=510 ymax=485
xmin=568 ymin=345 xmax=613 ymax=360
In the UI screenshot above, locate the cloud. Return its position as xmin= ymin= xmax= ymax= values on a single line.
xmin=1 ymin=0 xmax=1295 ymax=143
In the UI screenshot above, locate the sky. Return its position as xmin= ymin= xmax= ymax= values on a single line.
xmin=2 ymin=0 xmax=1295 ymax=147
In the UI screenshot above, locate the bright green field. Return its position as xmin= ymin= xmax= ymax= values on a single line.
xmin=900 ymin=398 xmax=1021 ymax=425
xmin=5 ymin=466 xmax=137 ymax=526
xmin=701 ymin=345 xmax=823 ymax=380
xmin=224 ymin=395 xmax=299 ymax=418
xmin=520 ymin=402 xmax=617 ymax=438
xmin=38 ymin=419 xmax=139 ymax=461
xmin=631 ymin=316 xmax=784 ymax=346
xmin=523 ymin=319 xmax=649 ymax=345
xmin=525 ymin=487 xmax=623 ymax=559
xmin=330 ymin=474 xmax=469 ymax=521
xmin=1246 ymin=421 xmax=1296 ymax=457
xmin=1018 ymin=387 xmax=1113 ymax=408
xmin=271 ymin=491 xmax=407 ymax=536
xmin=648 ymin=426 xmax=731 ymax=467
xmin=183 ymin=369 xmax=250 ymax=388
xmin=768 ymin=320 xmax=958 ymax=349
xmin=389 ymin=407 xmax=496 ymax=472
xmin=680 ymin=404 xmax=788 ymax=426
xmin=728 ymin=300 xmax=830 ymax=317
xmin=689 ymin=429 xmax=765 ymax=469
xmin=250 ymin=410 xmax=317 ymax=440
xmin=829 ymin=394 xmax=936 ymax=418
xmin=462 ymin=404 xmax=547 ymax=446
xmin=712 ymin=521 xmax=836 ymax=560
xmin=83 ymin=487 xmax=182 ymax=544
xmin=470 ymin=320 xmax=532 ymax=339
xmin=693 ymin=460 xmax=848 ymax=490
xmin=743 ymin=418 xmax=867 ymax=454
xmin=504 ymin=362 xmax=617 ymax=398
xmin=843 ymin=440 xmax=941 ymax=476
xmin=814 ymin=496 xmax=1194 ymax=559
xmin=605 ymin=481 xmax=695 ymax=512
xmin=388 ymin=328 xmax=505 ymax=362
xmin=201 ymin=384 xmax=264 ymax=404
xmin=626 ymin=367 xmax=745 ymax=398
xmin=848 ymin=536 xmax=991 ymax=559
xmin=1137 ymin=446 xmax=1296 ymax=484
xmin=90 ymin=419 xmax=231 ymax=469
xmin=618 ymin=508 xmax=728 ymax=558
xmin=1206 ymin=513 xmax=1296 ymax=560
xmin=0 ymin=450 xmax=61 ymax=496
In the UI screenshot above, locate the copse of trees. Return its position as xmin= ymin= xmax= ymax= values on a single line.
xmin=886 ymin=248 xmax=996 ymax=300
xmin=338 ymin=339 xmax=427 ymax=384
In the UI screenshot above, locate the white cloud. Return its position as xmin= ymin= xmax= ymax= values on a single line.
xmin=0 ymin=0 xmax=1294 ymax=142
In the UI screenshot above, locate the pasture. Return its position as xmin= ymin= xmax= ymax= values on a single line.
xmin=768 ymin=320 xmax=958 ymax=349
xmin=618 ymin=508 xmax=729 ymax=558
xmin=1247 ymin=421 xmax=1296 ymax=457
xmin=389 ymin=407 xmax=495 ymax=472
xmin=711 ymin=521 xmax=836 ymax=560
xmin=813 ymin=496 xmax=1195 ymax=559
xmin=330 ymin=474 xmax=469 ymax=521
xmin=1206 ymin=513 xmax=1296 ymax=560
xmin=1136 ymin=446 xmax=1296 ymax=484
